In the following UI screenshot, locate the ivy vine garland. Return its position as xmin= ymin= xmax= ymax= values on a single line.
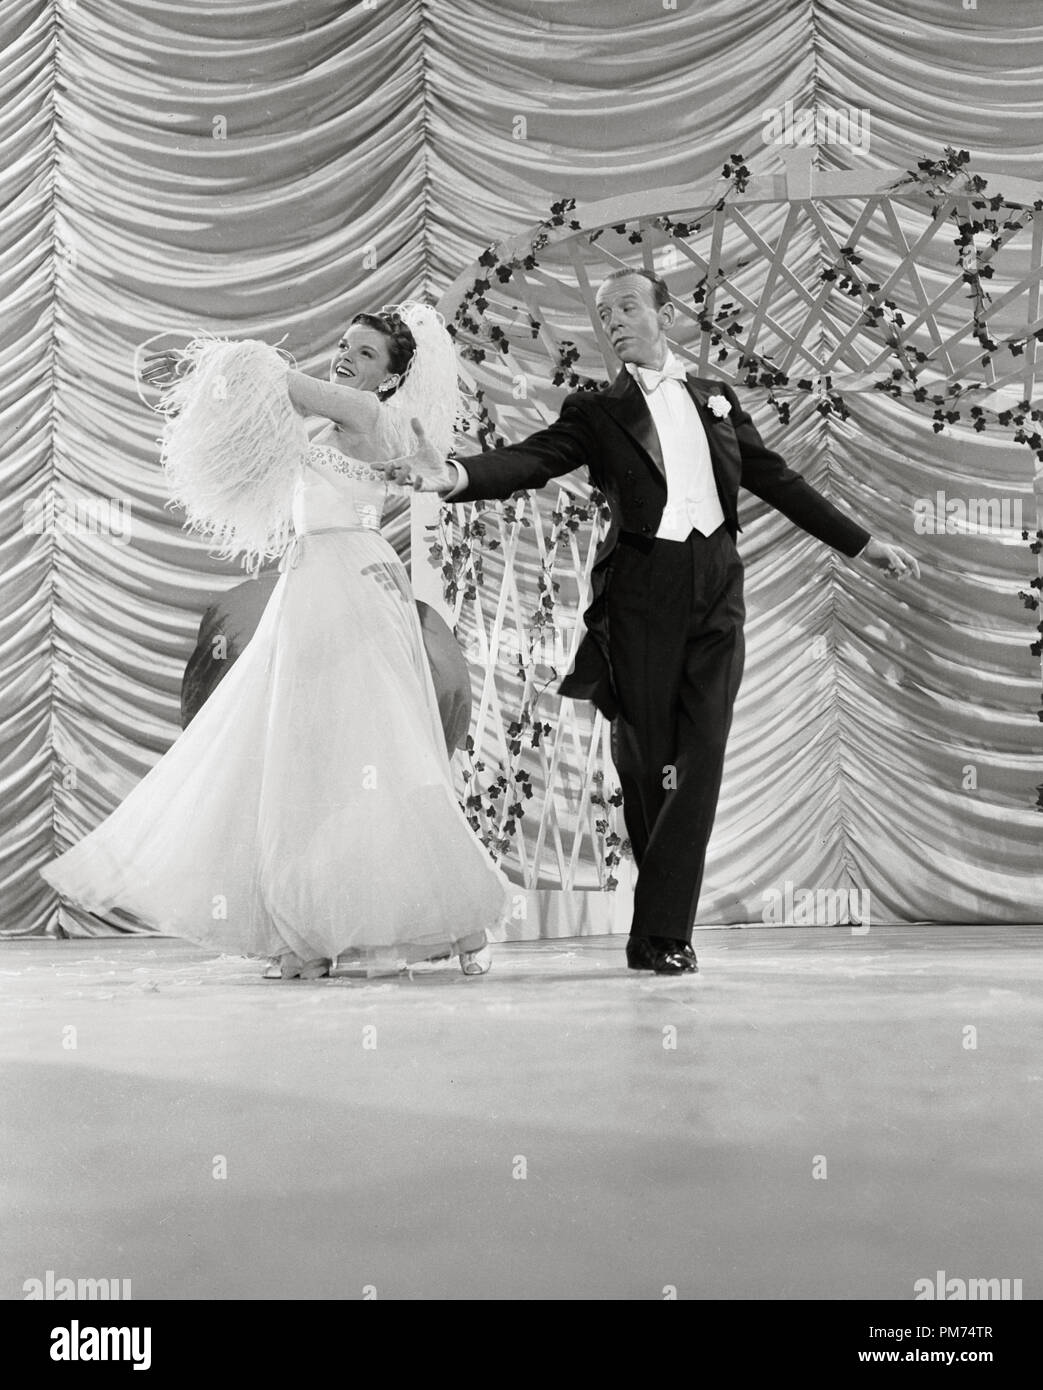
xmin=437 ymin=154 xmax=1043 ymax=854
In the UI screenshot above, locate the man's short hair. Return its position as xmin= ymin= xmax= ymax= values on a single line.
xmin=600 ymin=267 xmax=670 ymax=310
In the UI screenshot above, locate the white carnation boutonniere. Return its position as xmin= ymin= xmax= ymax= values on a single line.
xmin=706 ymin=393 xmax=731 ymax=420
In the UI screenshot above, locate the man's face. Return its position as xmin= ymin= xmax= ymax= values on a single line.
xmin=595 ymin=275 xmax=672 ymax=368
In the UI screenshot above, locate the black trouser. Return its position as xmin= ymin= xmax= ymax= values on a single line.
xmin=607 ymin=527 xmax=745 ymax=943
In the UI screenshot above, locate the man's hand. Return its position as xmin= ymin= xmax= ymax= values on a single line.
xmin=861 ymin=537 xmax=920 ymax=582
xmin=379 ymin=419 xmax=458 ymax=494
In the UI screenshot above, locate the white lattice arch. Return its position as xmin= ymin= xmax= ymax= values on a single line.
xmin=413 ymin=150 xmax=1043 ymax=912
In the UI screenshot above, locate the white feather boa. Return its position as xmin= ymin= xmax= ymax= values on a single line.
xmin=159 ymin=338 xmax=307 ymax=571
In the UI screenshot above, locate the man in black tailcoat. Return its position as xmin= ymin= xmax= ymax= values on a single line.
xmin=388 ymin=270 xmax=919 ymax=974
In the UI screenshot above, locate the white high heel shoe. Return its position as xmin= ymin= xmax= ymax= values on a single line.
xmin=277 ymin=952 xmax=330 ymax=980
xmin=459 ymin=944 xmax=492 ymax=976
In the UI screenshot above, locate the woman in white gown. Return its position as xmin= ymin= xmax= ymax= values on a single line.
xmin=40 ymin=304 xmax=511 ymax=979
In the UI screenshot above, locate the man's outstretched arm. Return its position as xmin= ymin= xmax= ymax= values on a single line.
xmin=722 ymin=384 xmax=920 ymax=581
xmin=382 ymin=398 xmax=598 ymax=500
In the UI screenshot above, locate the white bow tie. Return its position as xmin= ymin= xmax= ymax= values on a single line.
xmin=628 ymin=361 xmax=688 ymax=393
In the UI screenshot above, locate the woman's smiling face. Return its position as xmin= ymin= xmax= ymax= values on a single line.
xmin=329 ymin=324 xmax=392 ymax=393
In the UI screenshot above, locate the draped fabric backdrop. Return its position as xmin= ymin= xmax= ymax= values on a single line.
xmin=2 ymin=0 xmax=1041 ymax=936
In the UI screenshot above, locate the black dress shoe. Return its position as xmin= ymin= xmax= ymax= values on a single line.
xmin=626 ymin=936 xmax=698 ymax=975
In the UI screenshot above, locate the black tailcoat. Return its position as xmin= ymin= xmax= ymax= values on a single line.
xmin=454 ymin=369 xmax=870 ymax=718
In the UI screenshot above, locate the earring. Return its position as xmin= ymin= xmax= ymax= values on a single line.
xmin=378 ymin=373 xmax=401 ymax=394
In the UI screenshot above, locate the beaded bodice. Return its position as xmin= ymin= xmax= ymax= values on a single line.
xmin=293 ymin=442 xmax=389 ymax=533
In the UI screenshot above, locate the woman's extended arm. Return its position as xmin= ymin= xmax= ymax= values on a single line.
xmin=159 ymin=338 xmax=312 ymax=570
xmin=286 ymin=370 xmax=380 ymax=436
xmin=144 ymin=352 xmax=379 ymax=436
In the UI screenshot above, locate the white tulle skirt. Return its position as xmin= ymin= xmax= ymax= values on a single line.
xmin=41 ymin=528 xmax=512 ymax=966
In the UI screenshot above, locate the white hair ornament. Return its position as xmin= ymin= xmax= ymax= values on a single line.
xmin=379 ymin=302 xmax=463 ymax=460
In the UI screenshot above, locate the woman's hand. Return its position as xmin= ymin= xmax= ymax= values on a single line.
xmin=140 ymin=349 xmax=186 ymax=389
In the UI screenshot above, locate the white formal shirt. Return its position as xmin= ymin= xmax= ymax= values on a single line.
xmin=626 ymin=351 xmax=725 ymax=541
xmin=447 ymin=353 xmax=724 ymax=542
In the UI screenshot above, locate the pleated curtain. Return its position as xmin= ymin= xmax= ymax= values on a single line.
xmin=2 ymin=0 xmax=1041 ymax=935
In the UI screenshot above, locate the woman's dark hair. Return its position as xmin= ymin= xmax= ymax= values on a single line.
xmin=350 ymin=311 xmax=417 ymax=395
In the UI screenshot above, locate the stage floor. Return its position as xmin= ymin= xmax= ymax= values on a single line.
xmin=2 ymin=927 xmax=1040 ymax=1300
